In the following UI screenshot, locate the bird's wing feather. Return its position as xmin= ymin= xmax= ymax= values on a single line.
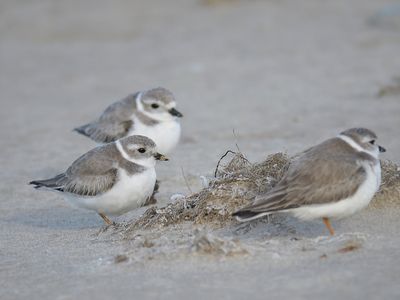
xmin=75 ymin=120 xmax=132 ymax=143
xmin=60 ymin=145 xmax=120 ymax=196
xmin=74 ymin=93 xmax=138 ymax=143
xmin=239 ymin=146 xmax=368 ymax=214
xmin=98 ymin=93 xmax=138 ymax=121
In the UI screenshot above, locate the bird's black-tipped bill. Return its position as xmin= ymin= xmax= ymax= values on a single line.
xmin=379 ymin=145 xmax=386 ymax=153
xmin=168 ymin=108 xmax=183 ymax=118
xmin=154 ymin=153 xmax=169 ymax=161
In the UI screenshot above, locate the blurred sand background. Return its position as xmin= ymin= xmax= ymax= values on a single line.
xmin=1 ymin=0 xmax=400 ymax=299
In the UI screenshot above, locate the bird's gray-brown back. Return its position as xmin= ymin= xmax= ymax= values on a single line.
xmin=99 ymin=93 xmax=138 ymax=122
xmin=74 ymin=94 xmax=138 ymax=143
xmin=244 ymin=137 xmax=377 ymax=213
xmin=31 ymin=142 xmax=147 ymax=196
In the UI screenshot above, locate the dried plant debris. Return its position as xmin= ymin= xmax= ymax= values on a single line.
xmin=337 ymin=241 xmax=362 ymax=254
xmin=371 ymin=160 xmax=400 ymax=208
xmin=124 ymin=152 xmax=289 ymax=232
xmin=114 ymin=254 xmax=129 ymax=264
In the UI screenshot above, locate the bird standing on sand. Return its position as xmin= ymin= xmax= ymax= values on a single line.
xmin=74 ymin=87 xmax=183 ymax=155
xmin=30 ymin=135 xmax=168 ymax=225
xmin=233 ymin=128 xmax=386 ymax=235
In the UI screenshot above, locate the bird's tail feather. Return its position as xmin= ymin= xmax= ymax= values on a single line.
xmin=29 ymin=174 xmax=66 ymax=190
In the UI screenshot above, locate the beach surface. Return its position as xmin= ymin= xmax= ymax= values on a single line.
xmin=1 ymin=0 xmax=400 ymax=299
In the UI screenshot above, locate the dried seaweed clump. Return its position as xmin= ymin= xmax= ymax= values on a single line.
xmin=370 ymin=160 xmax=400 ymax=208
xmin=126 ymin=152 xmax=290 ymax=231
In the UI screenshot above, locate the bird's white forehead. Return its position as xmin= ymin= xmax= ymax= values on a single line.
xmin=165 ymin=102 xmax=176 ymax=109
xmin=125 ymin=141 xmax=155 ymax=151
xmin=360 ymin=135 xmax=375 ymax=143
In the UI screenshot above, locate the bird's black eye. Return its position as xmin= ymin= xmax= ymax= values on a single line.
xmin=369 ymin=140 xmax=375 ymax=145
xmin=151 ymin=103 xmax=159 ymax=109
xmin=138 ymin=148 xmax=146 ymax=153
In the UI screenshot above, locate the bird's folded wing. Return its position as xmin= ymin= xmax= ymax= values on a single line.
xmin=61 ymin=147 xmax=119 ymax=196
xmin=99 ymin=93 xmax=138 ymax=122
xmin=242 ymin=156 xmax=367 ymax=213
xmin=78 ymin=120 xmax=133 ymax=143
xmin=75 ymin=93 xmax=138 ymax=143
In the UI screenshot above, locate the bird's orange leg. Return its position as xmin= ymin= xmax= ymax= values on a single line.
xmin=99 ymin=213 xmax=113 ymax=225
xmin=322 ymin=217 xmax=335 ymax=236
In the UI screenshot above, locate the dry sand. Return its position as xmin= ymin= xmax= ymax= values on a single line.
xmin=1 ymin=0 xmax=400 ymax=299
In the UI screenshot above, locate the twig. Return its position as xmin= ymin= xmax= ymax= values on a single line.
xmin=214 ymin=150 xmax=237 ymax=178
xmin=232 ymin=129 xmax=241 ymax=152
xmin=181 ymin=167 xmax=193 ymax=194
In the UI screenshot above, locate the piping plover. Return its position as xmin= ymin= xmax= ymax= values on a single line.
xmin=233 ymin=128 xmax=386 ymax=235
xmin=30 ymin=135 xmax=168 ymax=225
xmin=74 ymin=87 xmax=183 ymax=155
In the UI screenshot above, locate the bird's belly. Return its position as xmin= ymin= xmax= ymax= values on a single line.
xmin=292 ymin=163 xmax=380 ymax=220
xmin=65 ymin=168 xmax=156 ymax=216
xmin=129 ymin=120 xmax=181 ymax=154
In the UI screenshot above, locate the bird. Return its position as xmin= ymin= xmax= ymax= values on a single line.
xmin=29 ymin=135 xmax=168 ymax=225
xmin=233 ymin=128 xmax=386 ymax=235
xmin=74 ymin=87 xmax=183 ymax=155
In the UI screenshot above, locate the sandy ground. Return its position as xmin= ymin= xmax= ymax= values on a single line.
xmin=1 ymin=0 xmax=400 ymax=299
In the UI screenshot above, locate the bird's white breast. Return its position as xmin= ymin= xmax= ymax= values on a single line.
xmin=129 ymin=117 xmax=181 ymax=154
xmin=64 ymin=168 xmax=156 ymax=216
xmin=292 ymin=161 xmax=381 ymax=220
